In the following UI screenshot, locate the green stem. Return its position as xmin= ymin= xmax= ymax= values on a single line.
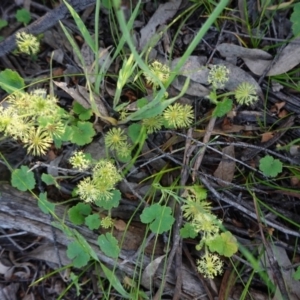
xmin=122 ymin=126 xmax=147 ymax=175
xmin=216 ymin=91 xmax=234 ymax=99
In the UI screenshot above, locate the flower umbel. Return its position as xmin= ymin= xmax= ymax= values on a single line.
xmin=118 ymin=109 xmax=129 ymax=121
xmin=142 ymin=115 xmax=164 ymax=134
xmin=101 ymin=216 xmax=114 ymax=228
xmin=30 ymin=92 xmax=58 ymax=116
xmin=163 ymin=103 xmax=194 ymax=129
xmin=16 ymin=32 xmax=40 ymax=55
xmin=116 ymin=142 xmax=132 ymax=159
xmin=143 ymin=60 xmax=170 ymax=88
xmin=180 ymin=104 xmax=195 ymax=127
xmin=182 ymin=194 xmax=211 ymax=221
xmin=23 ymin=127 xmax=52 ymax=156
xmin=192 ymin=213 xmax=220 ymax=237
xmin=207 ymin=65 xmax=230 ymax=89
xmin=69 ymin=151 xmax=91 ymax=171
xmin=77 ymin=160 xmax=122 ymax=203
xmin=234 ymin=82 xmax=258 ymax=105
xmin=105 ymin=128 xmax=127 ymax=151
xmin=0 ymin=106 xmax=16 ymax=133
xmin=7 ymin=92 xmax=31 ymax=114
xmin=197 ymin=253 xmax=223 ymax=278
xmin=38 ymin=118 xmax=65 ymax=139
xmin=77 ymin=177 xmax=101 ymax=203
xmin=93 ymin=160 xmax=122 ymax=189
xmin=6 ymin=116 xmax=32 ymax=140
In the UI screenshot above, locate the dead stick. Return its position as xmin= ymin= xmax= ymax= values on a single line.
xmin=192 ymin=116 xmax=217 ymax=181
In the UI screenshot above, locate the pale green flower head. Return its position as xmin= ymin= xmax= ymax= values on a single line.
xmin=116 ymin=141 xmax=132 ymax=158
xmin=29 ymin=92 xmax=58 ymax=116
xmin=197 ymin=253 xmax=223 ymax=278
xmin=192 ymin=213 xmax=220 ymax=236
xmin=69 ymin=151 xmax=91 ymax=171
xmin=182 ymin=192 xmax=211 ymax=221
xmin=101 ymin=216 xmax=114 ymax=229
xmin=163 ymin=103 xmax=194 ymax=129
xmin=142 ymin=115 xmax=164 ymax=134
xmin=234 ymin=82 xmax=258 ymax=105
xmin=23 ymin=127 xmax=52 ymax=156
xmin=77 ymin=177 xmax=101 ymax=203
xmin=77 ymin=161 xmax=121 ymax=203
xmin=105 ymin=127 xmax=127 ymax=151
xmin=207 ymin=64 xmax=230 ymax=89
xmin=7 ymin=92 xmax=31 ymax=115
xmin=93 ymin=160 xmax=122 ymax=192
xmin=16 ymin=32 xmax=40 ymax=55
xmin=118 ymin=109 xmax=129 ymax=121
xmin=143 ymin=60 xmax=170 ymax=88
xmin=6 ymin=116 xmax=32 ymax=140
xmin=38 ymin=117 xmax=65 ymax=140
xmin=0 ymin=106 xmax=17 ymax=133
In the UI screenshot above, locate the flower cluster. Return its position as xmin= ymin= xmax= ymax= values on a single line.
xmin=182 ymin=187 xmax=221 ymax=244
xmin=207 ymin=64 xmax=230 ymax=89
xmin=77 ymin=160 xmax=122 ymax=203
xmin=105 ymin=128 xmax=132 ymax=159
xmin=16 ymin=32 xmax=40 ymax=55
xmin=163 ymin=103 xmax=194 ymax=129
xmin=101 ymin=216 xmax=114 ymax=228
xmin=181 ymin=186 xmax=225 ymax=278
xmin=141 ymin=102 xmax=194 ymax=133
xmin=23 ymin=127 xmax=53 ymax=156
xmin=197 ymin=253 xmax=223 ymax=278
xmin=234 ymin=82 xmax=258 ymax=105
xmin=69 ymin=151 xmax=92 ymax=171
xmin=1 ymin=89 xmax=68 ymax=156
xmin=206 ymin=64 xmax=259 ymax=118
xmin=142 ymin=116 xmax=164 ymax=134
xmin=143 ymin=60 xmax=170 ymax=88
xmin=181 ymin=187 xmax=210 ymax=220
xmin=105 ymin=128 xmax=127 ymax=150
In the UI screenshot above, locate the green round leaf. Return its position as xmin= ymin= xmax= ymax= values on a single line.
xmin=291 ymin=3 xmax=300 ymax=37
xmin=71 ymin=121 xmax=96 ymax=146
xmin=140 ymin=203 xmax=175 ymax=234
xmin=73 ymin=102 xmax=93 ymax=121
xmin=11 ymin=166 xmax=35 ymax=191
xmin=0 ymin=19 xmax=8 ymax=30
xmin=180 ymin=223 xmax=198 ymax=238
xmin=68 ymin=203 xmax=92 ymax=225
xmin=259 ymin=155 xmax=282 ymax=177
xmin=16 ymin=9 xmax=31 ymax=25
xmin=0 ymin=69 xmax=25 ymax=94
xmin=85 ymin=214 xmax=101 ymax=230
xmin=94 ymin=189 xmax=121 ymax=210
xmin=128 ymin=123 xmax=142 ymax=144
xmin=213 ymin=98 xmax=233 ymax=117
xmin=97 ymin=233 xmax=120 ymax=258
xmin=66 ymin=241 xmax=90 ymax=268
